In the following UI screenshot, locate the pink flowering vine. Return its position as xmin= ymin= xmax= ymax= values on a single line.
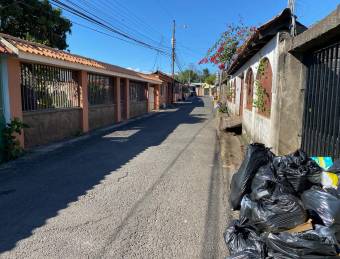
xmin=198 ymin=21 xmax=256 ymax=70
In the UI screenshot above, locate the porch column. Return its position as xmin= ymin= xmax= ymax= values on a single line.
xmin=125 ymin=79 xmax=130 ymax=119
xmin=7 ymin=57 xmax=24 ymax=147
xmin=79 ymin=70 xmax=89 ymax=133
xmin=146 ymin=83 xmax=150 ymax=113
xmin=154 ymin=85 xmax=160 ymax=110
xmin=114 ymin=77 xmax=121 ymax=123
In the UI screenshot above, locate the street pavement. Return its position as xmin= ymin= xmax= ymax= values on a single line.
xmin=0 ymin=97 xmax=228 ymax=259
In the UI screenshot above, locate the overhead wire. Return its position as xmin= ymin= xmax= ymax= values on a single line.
xmin=76 ymin=0 xmax=170 ymax=51
xmin=50 ymin=0 xmax=171 ymax=55
xmin=107 ymin=0 xmax=171 ymax=43
xmin=50 ymin=0 xmax=199 ymax=73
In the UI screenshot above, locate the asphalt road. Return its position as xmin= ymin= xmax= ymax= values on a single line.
xmin=0 ymin=97 xmax=228 ymax=259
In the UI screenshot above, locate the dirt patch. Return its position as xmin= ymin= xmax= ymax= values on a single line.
xmin=218 ymin=126 xmax=246 ymax=256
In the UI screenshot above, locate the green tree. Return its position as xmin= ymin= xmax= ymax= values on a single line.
xmin=0 ymin=0 xmax=72 ymax=50
xmin=204 ymin=74 xmax=216 ymax=85
xmin=175 ymin=69 xmax=200 ymax=84
xmin=201 ymin=68 xmax=210 ymax=81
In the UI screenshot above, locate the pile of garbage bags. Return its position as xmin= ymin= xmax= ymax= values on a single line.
xmin=225 ymin=143 xmax=340 ymax=258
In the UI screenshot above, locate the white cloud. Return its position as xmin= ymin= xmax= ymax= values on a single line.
xmin=126 ymin=67 xmax=153 ymax=74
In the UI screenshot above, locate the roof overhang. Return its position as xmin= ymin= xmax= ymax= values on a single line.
xmin=17 ymin=52 xmax=160 ymax=84
xmin=227 ymin=8 xmax=307 ymax=75
xmin=0 ymin=35 xmax=162 ymax=85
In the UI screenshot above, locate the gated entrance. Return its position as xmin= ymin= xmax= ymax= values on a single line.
xmin=302 ymin=42 xmax=340 ymax=158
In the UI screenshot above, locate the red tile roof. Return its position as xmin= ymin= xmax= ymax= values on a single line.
xmin=0 ymin=33 xmax=162 ymax=83
xmin=0 ymin=40 xmax=14 ymax=54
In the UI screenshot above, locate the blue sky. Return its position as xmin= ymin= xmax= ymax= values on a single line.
xmin=62 ymin=0 xmax=340 ymax=74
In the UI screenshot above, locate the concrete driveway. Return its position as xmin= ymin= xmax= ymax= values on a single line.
xmin=0 ymin=97 xmax=228 ymax=259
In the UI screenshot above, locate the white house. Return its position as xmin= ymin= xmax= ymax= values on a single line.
xmin=226 ymin=8 xmax=306 ymax=153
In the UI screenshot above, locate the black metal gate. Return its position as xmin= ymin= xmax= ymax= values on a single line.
xmin=302 ymin=42 xmax=340 ymax=158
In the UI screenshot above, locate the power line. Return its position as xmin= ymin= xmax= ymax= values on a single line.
xmin=72 ymin=21 xmax=158 ymax=50
xmin=76 ymin=0 xmax=170 ymax=51
xmin=155 ymin=0 xmax=175 ymax=21
xmin=108 ymin=0 xmax=170 ymax=43
xmin=50 ymin=0 xmax=171 ymax=54
xmin=54 ymin=0 xmax=197 ymax=73
xmin=64 ymin=0 xmax=168 ymax=52
xmin=152 ymin=36 xmax=165 ymax=71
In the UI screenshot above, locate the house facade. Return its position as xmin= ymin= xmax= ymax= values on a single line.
xmin=152 ymin=71 xmax=174 ymax=108
xmin=226 ymin=5 xmax=340 ymax=159
xmin=226 ymin=8 xmax=307 ymax=154
xmin=277 ymin=5 xmax=340 ymax=158
xmin=0 ymin=33 xmax=162 ymax=150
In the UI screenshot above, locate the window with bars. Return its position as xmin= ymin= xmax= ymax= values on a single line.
xmin=21 ymin=63 xmax=80 ymax=112
xmin=88 ymin=73 xmax=114 ymax=105
xmin=129 ymin=81 xmax=146 ymax=102
xmin=160 ymin=84 xmax=164 ymax=96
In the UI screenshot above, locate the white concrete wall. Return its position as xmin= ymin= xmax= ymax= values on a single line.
xmin=227 ymin=34 xmax=280 ymax=152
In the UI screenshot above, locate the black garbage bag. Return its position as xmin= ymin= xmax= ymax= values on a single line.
xmin=273 ymin=150 xmax=321 ymax=193
xmin=240 ymin=192 xmax=307 ymax=232
xmin=277 ymin=165 xmax=312 ymax=193
xmin=250 ymin=164 xmax=276 ymax=201
xmin=250 ymin=164 xmax=295 ymax=201
xmin=272 ymin=149 xmax=309 ymax=168
xmin=265 ymin=225 xmax=339 ymax=258
xmin=229 ymin=143 xmax=273 ymax=210
xmin=225 ymin=250 xmax=262 ymax=259
xmin=266 ymin=253 xmax=340 ymax=259
xmin=224 ymin=218 xmax=266 ymax=258
xmin=301 ymin=186 xmax=340 ymax=232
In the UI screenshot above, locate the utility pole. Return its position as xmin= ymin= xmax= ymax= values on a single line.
xmin=171 ymin=20 xmax=176 ymax=79
xmin=288 ymin=0 xmax=296 ymax=36
xmin=171 ymin=20 xmax=176 ymax=102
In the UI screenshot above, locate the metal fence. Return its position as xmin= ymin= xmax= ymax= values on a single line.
xmin=302 ymin=42 xmax=340 ymax=158
xmin=129 ymin=80 xmax=146 ymax=102
xmin=88 ymin=73 xmax=114 ymax=105
xmin=21 ymin=63 xmax=80 ymax=111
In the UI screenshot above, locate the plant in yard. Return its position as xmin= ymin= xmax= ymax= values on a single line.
xmin=2 ymin=118 xmax=28 ymax=161
xmin=253 ymin=59 xmax=268 ymax=113
xmin=226 ymin=83 xmax=234 ymax=100
xmin=199 ymin=21 xmax=256 ymax=69
xmin=218 ymin=103 xmax=229 ymax=114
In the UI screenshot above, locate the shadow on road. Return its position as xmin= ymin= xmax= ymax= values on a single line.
xmin=0 ymin=98 xmax=208 ymax=253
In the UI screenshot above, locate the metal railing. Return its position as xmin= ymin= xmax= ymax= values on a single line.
xmin=129 ymin=80 xmax=146 ymax=102
xmin=21 ymin=63 xmax=80 ymax=111
xmin=88 ymin=73 xmax=114 ymax=105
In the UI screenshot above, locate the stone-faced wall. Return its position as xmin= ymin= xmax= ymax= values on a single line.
xmin=89 ymin=104 xmax=115 ymax=130
xmin=23 ymin=108 xmax=82 ymax=148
